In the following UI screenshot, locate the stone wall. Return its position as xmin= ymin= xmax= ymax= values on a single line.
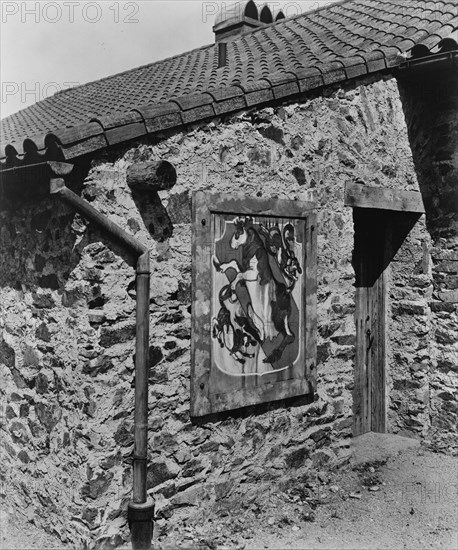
xmin=395 ymin=68 xmax=458 ymax=453
xmin=387 ymin=217 xmax=457 ymax=454
xmin=387 ymin=217 xmax=434 ymax=437
xmin=0 ymin=76 xmax=454 ymax=547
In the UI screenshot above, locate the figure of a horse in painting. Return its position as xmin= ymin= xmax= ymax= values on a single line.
xmin=213 ymin=216 xmax=299 ymax=365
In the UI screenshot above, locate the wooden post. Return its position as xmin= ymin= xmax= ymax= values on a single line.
xmin=352 ymin=208 xmax=387 ymax=435
xmin=126 ymin=161 xmax=176 ymax=191
xmin=346 ymin=185 xmax=424 ymax=435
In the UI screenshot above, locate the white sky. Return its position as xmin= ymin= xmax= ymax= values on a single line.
xmin=0 ymin=0 xmax=337 ymax=119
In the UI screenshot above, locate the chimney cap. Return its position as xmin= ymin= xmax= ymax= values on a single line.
xmin=259 ymin=4 xmax=273 ymax=24
xmin=213 ymin=0 xmax=266 ymax=42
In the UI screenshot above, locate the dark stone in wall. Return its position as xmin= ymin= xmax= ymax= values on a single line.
xmin=32 ymin=292 xmax=55 ymax=309
xmin=82 ymin=355 xmax=114 ymax=376
xmin=99 ymin=322 xmax=136 ymax=348
xmin=127 ymin=218 xmax=141 ymax=233
xmin=18 ymin=450 xmax=30 ymax=464
xmin=150 ymin=346 xmax=164 ymax=367
xmin=292 ymin=167 xmax=306 ymax=186
xmin=182 ymin=458 xmax=205 ymax=477
xmin=114 ymin=420 xmax=133 ymax=447
xmin=285 ymin=446 xmax=311 ymax=469
xmin=38 ymin=274 xmax=59 ymax=290
xmin=35 ymin=322 xmax=51 ymax=342
xmin=81 ymin=471 xmax=114 ymax=500
xmin=317 ymin=343 xmax=331 ymax=364
xmin=132 ymin=346 xmax=164 ymax=373
xmin=35 ymin=402 xmax=62 ymax=432
xmin=257 ymin=124 xmax=285 ymax=145
xmin=35 ymin=255 xmax=46 ymax=271
xmin=36 ymin=373 xmax=49 ymax=394
xmin=0 ymin=340 xmax=15 ymax=367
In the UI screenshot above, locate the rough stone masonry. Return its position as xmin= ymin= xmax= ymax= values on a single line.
xmin=0 ymin=76 xmax=456 ymax=547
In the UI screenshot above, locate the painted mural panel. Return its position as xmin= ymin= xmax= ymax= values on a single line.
xmin=211 ymin=214 xmax=304 ymax=378
xmin=191 ymin=192 xmax=317 ymax=417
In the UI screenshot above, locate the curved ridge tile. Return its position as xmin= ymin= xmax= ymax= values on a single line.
xmin=3 ymin=144 xmax=20 ymax=166
xmin=438 ymin=36 xmax=458 ymax=51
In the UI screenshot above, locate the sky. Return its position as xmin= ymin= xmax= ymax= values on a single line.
xmin=0 ymin=0 xmax=337 ymax=119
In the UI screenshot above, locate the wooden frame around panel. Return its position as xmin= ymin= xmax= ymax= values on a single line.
xmin=191 ymin=191 xmax=317 ymax=417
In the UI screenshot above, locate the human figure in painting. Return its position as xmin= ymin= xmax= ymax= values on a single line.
xmin=213 ymin=216 xmax=301 ymax=366
xmin=212 ymin=283 xmax=259 ymax=365
xmin=259 ymin=222 xmax=302 ymax=289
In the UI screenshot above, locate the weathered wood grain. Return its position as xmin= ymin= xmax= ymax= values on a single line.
xmin=345 ymin=183 xmax=425 ymax=213
xmin=305 ymin=213 xmax=317 ymax=391
xmin=190 ymin=191 xmax=318 ymax=417
xmin=371 ymin=267 xmax=387 ymax=433
xmin=202 ymin=192 xmax=316 ymax=217
xmin=127 ymin=161 xmax=177 ymax=191
xmin=190 ymin=191 xmax=213 ymax=417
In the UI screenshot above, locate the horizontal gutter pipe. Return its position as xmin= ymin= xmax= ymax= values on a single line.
xmin=49 ymin=177 xmax=154 ymax=550
xmin=397 ymin=51 xmax=457 ymax=74
xmin=50 ymin=179 xmax=147 ymax=256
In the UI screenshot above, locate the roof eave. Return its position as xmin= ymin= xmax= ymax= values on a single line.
xmin=2 ymin=52 xmax=457 ymax=167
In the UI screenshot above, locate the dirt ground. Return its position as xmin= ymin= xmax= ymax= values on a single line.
xmin=1 ymin=436 xmax=457 ymax=550
xmin=159 ymin=434 xmax=458 ymax=550
xmin=244 ymin=447 xmax=458 ymax=550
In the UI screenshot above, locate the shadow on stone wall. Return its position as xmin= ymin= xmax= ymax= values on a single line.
xmin=130 ymin=187 xmax=174 ymax=243
xmin=397 ymin=69 xmax=458 ymax=240
xmin=397 ymin=69 xmax=458 ymax=453
xmin=353 ymin=208 xmax=422 ymax=288
xmin=192 ymin=392 xmax=315 ymax=426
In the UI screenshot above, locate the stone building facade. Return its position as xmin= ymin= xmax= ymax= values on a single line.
xmin=0 ymin=1 xmax=457 ymax=547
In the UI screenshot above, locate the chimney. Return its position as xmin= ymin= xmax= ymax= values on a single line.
xmin=213 ymin=0 xmax=264 ymax=43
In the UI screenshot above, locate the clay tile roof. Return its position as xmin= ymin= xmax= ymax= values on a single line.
xmin=1 ymin=0 xmax=457 ymax=163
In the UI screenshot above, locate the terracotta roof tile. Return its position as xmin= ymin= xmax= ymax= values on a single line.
xmin=1 ymin=0 xmax=457 ymax=162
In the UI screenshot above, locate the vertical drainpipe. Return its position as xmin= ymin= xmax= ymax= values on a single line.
xmin=129 ymin=249 xmax=155 ymax=549
xmin=49 ymin=178 xmax=155 ymax=549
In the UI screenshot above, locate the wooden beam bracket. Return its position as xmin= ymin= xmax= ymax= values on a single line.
xmin=344 ymin=182 xmax=425 ymax=214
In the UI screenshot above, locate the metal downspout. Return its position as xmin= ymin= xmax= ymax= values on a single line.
xmin=49 ymin=178 xmax=154 ymax=549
